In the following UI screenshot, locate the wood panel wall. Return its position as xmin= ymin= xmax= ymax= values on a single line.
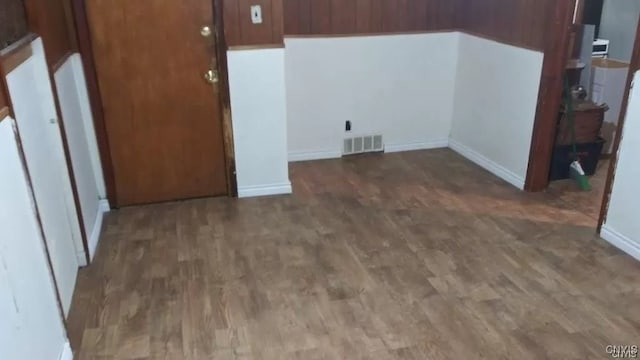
xmin=0 ymin=81 xmax=8 ymax=114
xmin=0 ymin=0 xmax=30 ymax=49
xmin=526 ymin=0 xmax=575 ymax=191
xmin=283 ymin=0 xmax=460 ymax=35
xmin=24 ymin=0 xmax=76 ymax=69
xmin=459 ymin=0 xmax=557 ymax=51
xmin=223 ymin=0 xmax=284 ymax=47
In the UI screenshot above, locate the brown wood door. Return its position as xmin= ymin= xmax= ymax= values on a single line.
xmin=86 ymin=0 xmax=227 ymax=206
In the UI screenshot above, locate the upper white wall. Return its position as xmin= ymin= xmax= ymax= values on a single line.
xmin=602 ymin=71 xmax=640 ymax=261
xmin=0 ymin=117 xmax=69 ymax=360
xmin=285 ymin=33 xmax=459 ymax=160
xmin=450 ymin=34 xmax=544 ymax=189
xmin=54 ymin=54 xmax=107 ymax=262
xmin=227 ymin=48 xmax=291 ymax=198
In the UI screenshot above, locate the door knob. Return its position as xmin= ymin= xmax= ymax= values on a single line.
xmin=201 ymin=26 xmax=212 ymax=37
xmin=204 ymin=69 xmax=218 ymax=84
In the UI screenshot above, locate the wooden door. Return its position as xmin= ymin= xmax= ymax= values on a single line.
xmin=86 ymin=0 xmax=227 ymax=206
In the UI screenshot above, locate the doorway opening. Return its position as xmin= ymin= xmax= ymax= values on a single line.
xmin=528 ymin=0 xmax=640 ymax=231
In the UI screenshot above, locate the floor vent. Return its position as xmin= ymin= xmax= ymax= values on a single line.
xmin=344 ymin=135 xmax=384 ymax=156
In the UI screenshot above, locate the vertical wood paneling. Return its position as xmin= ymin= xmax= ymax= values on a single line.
xmin=283 ymin=0 xmax=458 ymax=36
xmin=460 ymin=0 xmax=557 ymax=51
xmin=309 ymin=0 xmax=332 ymax=34
xmin=0 ymin=0 xmax=29 ymax=49
xmin=283 ymin=0 xmax=300 ymax=34
xmin=355 ymin=0 xmax=372 ymax=33
xmin=411 ymin=0 xmax=428 ymax=31
xmin=331 ymin=0 xmax=356 ymax=34
xmin=272 ymin=0 xmax=284 ymax=41
xmin=24 ymin=0 xmax=75 ymax=69
xmin=224 ymin=0 xmax=284 ymax=47
xmin=298 ymin=0 xmax=312 ymax=34
xmin=370 ymin=0 xmax=384 ymax=33
xmin=238 ymin=0 xmax=274 ymax=44
xmin=223 ymin=0 xmax=240 ymax=45
xmin=381 ymin=0 xmax=400 ymax=32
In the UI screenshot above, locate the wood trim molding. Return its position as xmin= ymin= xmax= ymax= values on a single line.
xmin=458 ymin=30 xmax=543 ymax=53
xmin=283 ymin=30 xmax=542 ymax=54
xmin=0 ymin=67 xmax=10 ymax=116
xmin=214 ymin=0 xmax=239 ymax=197
xmin=573 ymin=0 xmax=585 ymax=24
xmin=597 ymin=16 xmax=640 ymax=232
xmin=228 ymin=43 xmax=284 ymax=51
xmin=51 ymin=50 xmax=73 ymax=72
xmin=0 ymin=106 xmax=9 ymax=121
xmin=525 ymin=0 xmax=576 ymax=192
xmin=0 ymin=33 xmax=37 ymax=122
xmin=0 ymin=33 xmax=37 ymax=75
xmin=284 ymin=29 xmax=458 ymax=39
xmin=1 ymin=42 xmax=33 ymax=75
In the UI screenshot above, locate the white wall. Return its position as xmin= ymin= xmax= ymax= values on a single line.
xmin=449 ymin=34 xmax=544 ymax=189
xmin=54 ymin=54 xmax=109 ymax=262
xmin=0 ymin=117 xmax=71 ymax=360
xmin=600 ymin=0 xmax=640 ymax=62
xmin=6 ymin=38 xmax=80 ymax=315
xmin=602 ymin=71 xmax=640 ymax=261
xmin=227 ymin=48 xmax=291 ymax=198
xmin=285 ymin=33 xmax=458 ymax=160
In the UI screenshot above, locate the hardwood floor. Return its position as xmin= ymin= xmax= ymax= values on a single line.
xmin=546 ymin=159 xmax=610 ymax=224
xmin=67 ymin=149 xmax=640 ymax=359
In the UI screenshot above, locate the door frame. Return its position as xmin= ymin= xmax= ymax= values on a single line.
xmin=597 ymin=17 xmax=640 ymax=231
xmin=524 ymin=0 xmax=576 ymax=192
xmin=524 ymin=5 xmax=640 ymax=231
xmin=70 ymin=0 xmax=238 ymax=208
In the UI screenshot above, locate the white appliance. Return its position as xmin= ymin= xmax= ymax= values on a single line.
xmin=593 ymin=39 xmax=610 ymax=58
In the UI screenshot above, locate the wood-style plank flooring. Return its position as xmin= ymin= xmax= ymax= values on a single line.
xmin=546 ymin=159 xmax=610 ymax=224
xmin=67 ymin=150 xmax=640 ymax=359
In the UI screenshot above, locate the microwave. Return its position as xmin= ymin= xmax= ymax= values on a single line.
xmin=593 ymin=39 xmax=610 ymax=57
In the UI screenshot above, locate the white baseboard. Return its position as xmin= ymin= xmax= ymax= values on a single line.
xmin=75 ymin=249 xmax=88 ymax=267
xmin=288 ymin=140 xmax=450 ymax=162
xmin=88 ymin=199 xmax=110 ymax=262
xmin=238 ymin=182 xmax=292 ymax=198
xmin=601 ymin=225 xmax=640 ymax=262
xmin=59 ymin=341 xmax=73 ymax=360
xmin=289 ymin=149 xmax=342 ymax=162
xmin=449 ymin=138 xmax=525 ymax=190
xmin=385 ymin=139 xmax=449 ymax=153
